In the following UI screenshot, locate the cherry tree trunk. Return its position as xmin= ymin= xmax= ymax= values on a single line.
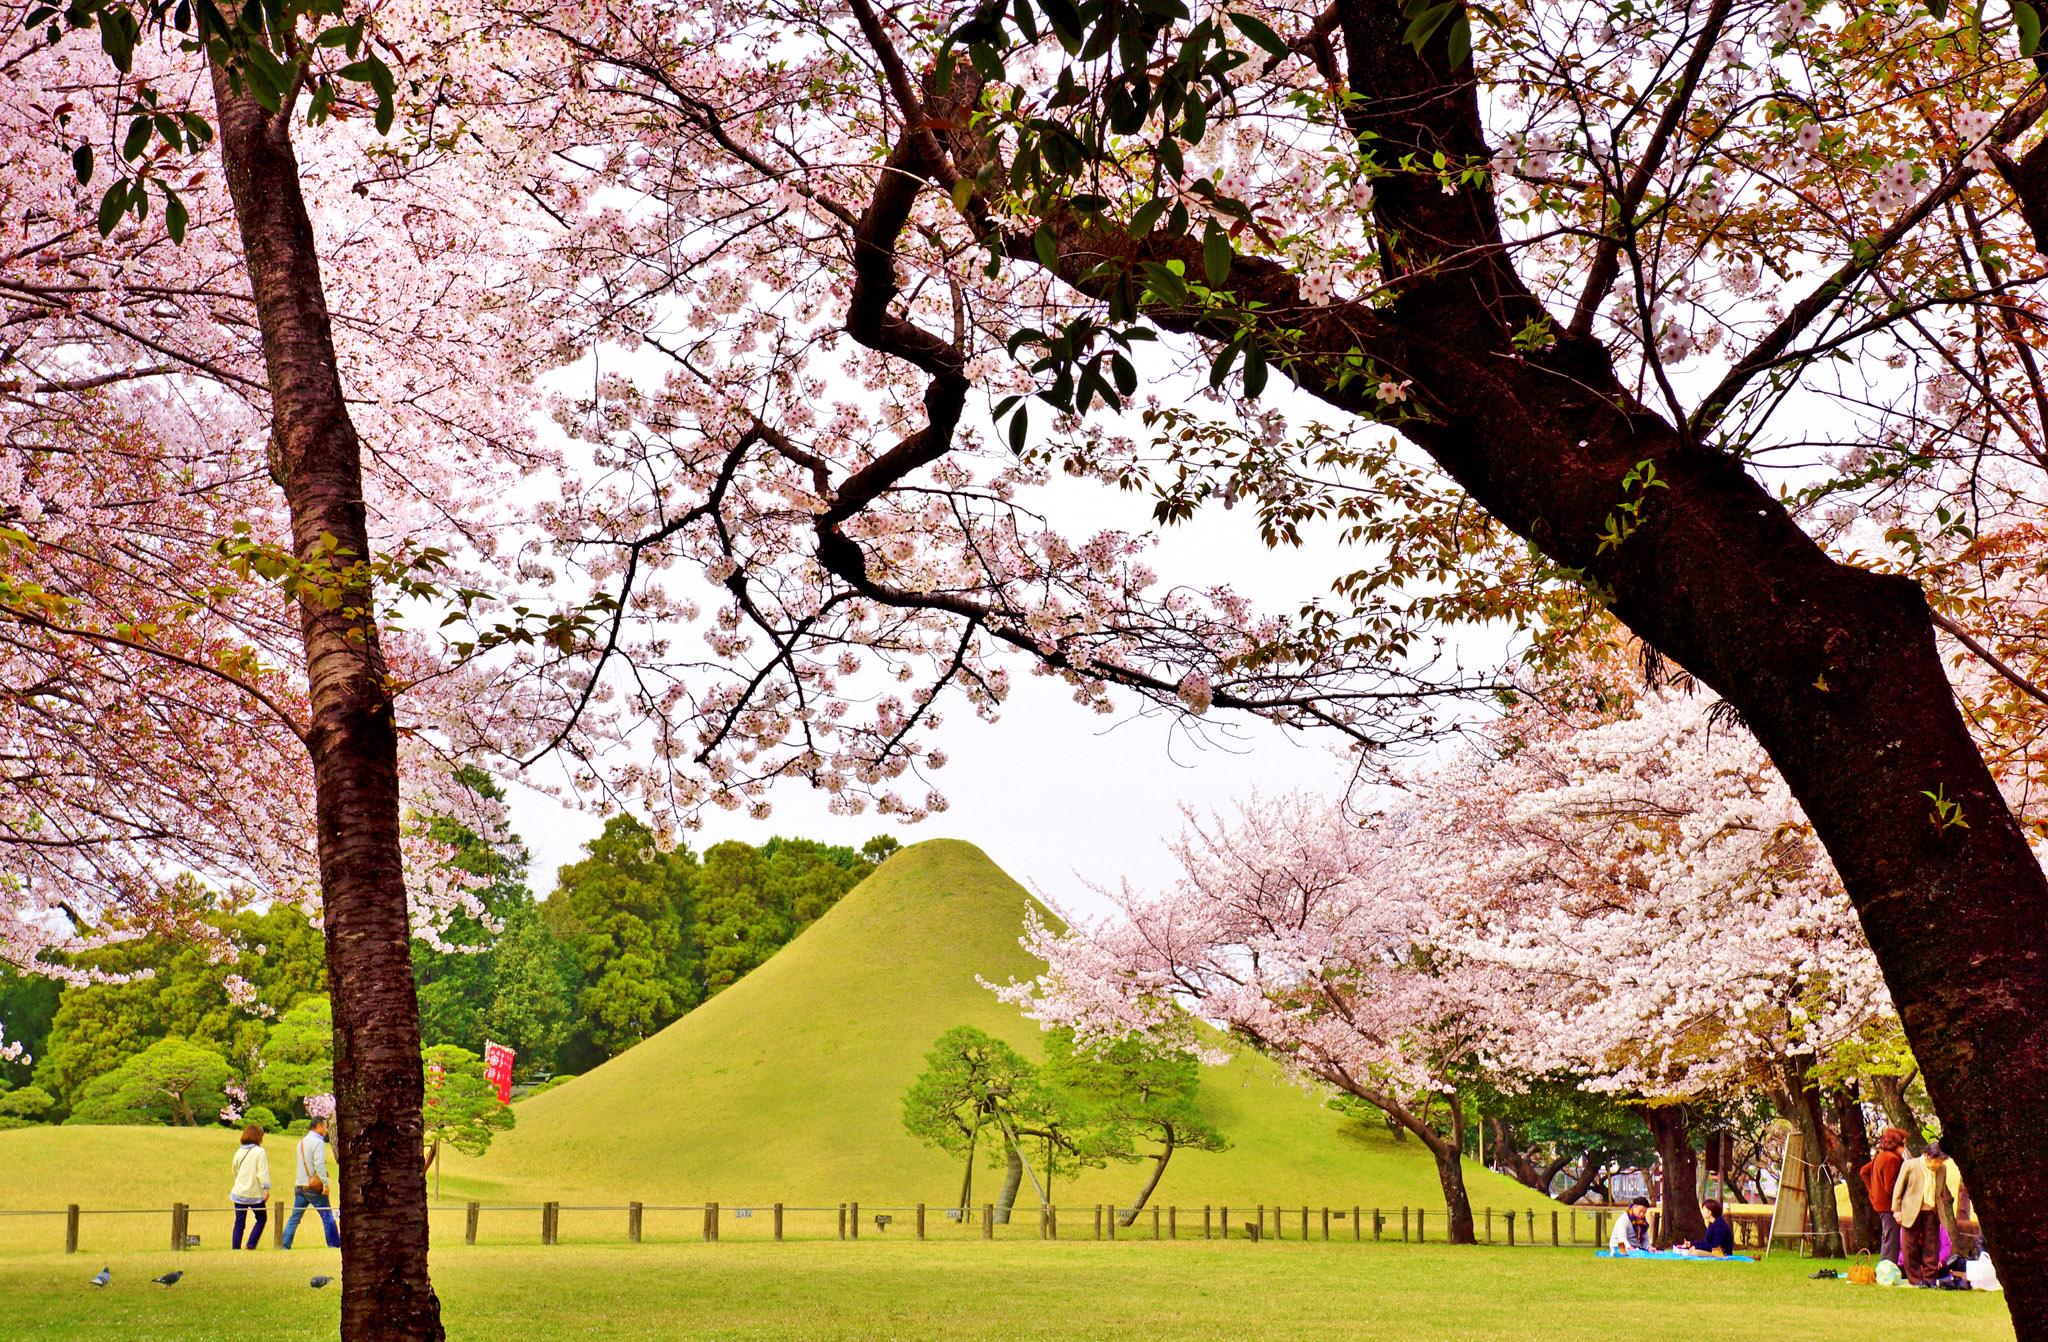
xmin=1872 ymin=1076 xmax=1928 ymax=1154
xmin=1835 ymin=1091 xmax=1882 ymax=1255
xmin=1780 ymin=1063 xmax=1846 ymax=1259
xmin=1429 ymin=1142 xmax=1477 ymax=1245
xmin=210 ymin=73 xmax=442 ymax=1342
xmin=1643 ymin=1107 xmax=1705 ymax=1246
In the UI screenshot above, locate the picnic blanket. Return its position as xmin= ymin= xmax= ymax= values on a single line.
xmin=1594 ymin=1250 xmax=1756 ymax=1262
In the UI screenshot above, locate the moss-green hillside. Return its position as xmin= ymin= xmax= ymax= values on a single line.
xmin=0 ymin=839 xmax=1555 ymax=1240
xmin=441 ymin=839 xmax=1552 ymax=1213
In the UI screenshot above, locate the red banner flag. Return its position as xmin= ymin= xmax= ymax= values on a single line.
xmin=483 ymin=1041 xmax=515 ymax=1103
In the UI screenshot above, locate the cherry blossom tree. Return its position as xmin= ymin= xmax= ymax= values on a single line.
xmin=1005 ymin=792 xmax=1513 ymax=1244
xmin=1 ymin=2 xmax=587 ymax=1334
xmin=1412 ymin=676 xmax=1896 ymax=1249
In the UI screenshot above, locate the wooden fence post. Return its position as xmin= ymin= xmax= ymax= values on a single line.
xmin=1417 ymin=1209 xmax=1426 ymax=1241
xmin=1049 ymin=1204 xmax=1058 ymax=1239
xmin=65 ymin=1204 xmax=79 ymax=1254
xmin=1401 ymin=1207 xmax=1409 ymax=1242
xmin=1528 ymin=1210 xmax=1536 ymax=1243
xmin=171 ymin=1203 xmax=187 ymax=1252
xmin=1169 ymin=1206 xmax=1177 ymax=1239
xmin=273 ymin=1199 xmax=285 ymax=1247
xmin=982 ymin=1203 xmax=993 ymax=1240
xmin=1322 ymin=1207 xmax=1330 ymax=1241
xmin=1204 ymin=1205 xmax=1212 ymax=1239
xmin=1255 ymin=1205 xmax=1264 ymax=1241
xmin=1220 ymin=1204 xmax=1229 ymax=1240
xmin=775 ymin=1203 xmax=785 ymax=1242
xmin=1551 ymin=1210 xmax=1559 ymax=1246
xmin=1508 ymin=1210 xmax=1516 ymax=1246
xmin=1093 ymin=1205 xmax=1102 ymax=1240
xmin=465 ymin=1201 xmax=479 ymax=1246
xmin=915 ymin=1203 xmax=924 ymax=1240
xmin=629 ymin=1202 xmax=643 ymax=1244
xmin=1153 ymin=1206 xmax=1161 ymax=1239
xmin=1106 ymin=1204 xmax=1117 ymax=1240
xmin=837 ymin=1203 xmax=846 ymax=1240
xmin=1596 ymin=1211 xmax=1608 ymax=1247
xmin=851 ymin=1201 xmax=860 ymax=1240
xmin=1486 ymin=1207 xmax=1494 ymax=1243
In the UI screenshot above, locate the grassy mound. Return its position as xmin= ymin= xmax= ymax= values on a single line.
xmin=443 ymin=839 xmax=1551 ymax=1213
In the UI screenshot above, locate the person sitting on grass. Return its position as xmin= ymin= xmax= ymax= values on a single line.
xmin=1678 ymin=1200 xmax=1736 ymax=1257
xmin=1609 ymin=1197 xmax=1653 ymax=1255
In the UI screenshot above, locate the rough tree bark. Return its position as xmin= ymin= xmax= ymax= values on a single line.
xmin=1835 ymin=1089 xmax=1883 ymax=1255
xmin=1554 ymin=1154 xmax=1605 ymax=1205
xmin=1872 ymin=1075 xmax=1929 ymax=1154
xmin=1780 ymin=1063 xmax=1846 ymax=1258
xmin=210 ymin=70 xmax=442 ymax=1342
xmin=1643 ymin=1106 xmax=1706 ymax=1247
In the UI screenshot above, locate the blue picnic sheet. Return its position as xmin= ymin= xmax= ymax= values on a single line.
xmin=1594 ymin=1249 xmax=1756 ymax=1262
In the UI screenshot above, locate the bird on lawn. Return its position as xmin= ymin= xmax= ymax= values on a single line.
xmin=152 ymin=1271 xmax=183 ymax=1287
xmin=90 ymin=1267 xmax=110 ymax=1288
xmin=310 ymin=1276 xmax=333 ymax=1289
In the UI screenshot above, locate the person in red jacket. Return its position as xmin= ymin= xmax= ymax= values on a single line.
xmin=1861 ymin=1126 xmax=1909 ymax=1265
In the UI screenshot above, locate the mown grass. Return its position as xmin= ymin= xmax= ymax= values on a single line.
xmin=0 ymin=1239 xmax=2015 ymax=1342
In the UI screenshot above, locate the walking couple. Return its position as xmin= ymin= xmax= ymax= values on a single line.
xmin=228 ymin=1116 xmax=340 ymax=1251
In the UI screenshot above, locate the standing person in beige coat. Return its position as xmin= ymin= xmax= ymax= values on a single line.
xmin=1893 ymin=1141 xmax=1955 ymax=1284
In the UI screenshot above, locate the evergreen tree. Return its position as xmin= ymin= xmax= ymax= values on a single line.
xmin=1042 ymin=1029 xmax=1226 ymax=1224
xmin=68 ymin=1038 xmax=235 ymax=1126
xmin=542 ymin=814 xmax=700 ymax=1061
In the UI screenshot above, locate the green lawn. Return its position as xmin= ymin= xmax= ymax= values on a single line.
xmin=0 ymin=1240 xmax=2016 ymax=1341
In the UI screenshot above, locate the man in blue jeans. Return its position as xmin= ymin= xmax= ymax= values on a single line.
xmin=281 ymin=1116 xmax=340 ymax=1249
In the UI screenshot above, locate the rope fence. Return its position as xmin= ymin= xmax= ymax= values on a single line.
xmin=0 ymin=1199 xmax=1890 ymax=1255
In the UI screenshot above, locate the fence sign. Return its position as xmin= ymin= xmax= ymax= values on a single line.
xmin=483 ymin=1041 xmax=516 ymax=1103
xmin=735 ymin=1208 xmax=753 ymax=1218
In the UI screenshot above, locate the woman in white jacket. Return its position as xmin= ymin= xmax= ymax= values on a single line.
xmin=230 ymin=1123 xmax=272 ymax=1250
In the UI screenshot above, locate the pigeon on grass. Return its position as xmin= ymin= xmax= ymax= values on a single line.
xmin=310 ymin=1276 xmax=334 ymax=1289
xmin=152 ymin=1270 xmax=183 ymax=1287
xmin=89 ymin=1267 xmax=110 ymax=1288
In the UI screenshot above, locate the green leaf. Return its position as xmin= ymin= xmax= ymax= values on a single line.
xmin=1446 ymin=13 xmax=1472 ymax=67
xmin=1202 ymin=224 xmax=1231 ymax=288
xmin=1242 ymin=344 xmax=1268 ymax=397
xmin=96 ymin=179 xmax=129 ymax=238
xmin=122 ymin=116 xmax=152 ymax=162
xmin=1008 ymin=403 xmax=1030 ymax=454
xmin=1227 ymin=11 xmax=1290 ymax=57
xmin=72 ymin=142 xmax=93 ymax=185
xmin=1926 ymin=0 xmax=1949 ymax=16
xmin=98 ymin=7 xmax=138 ymax=73
xmin=2018 ymin=0 xmax=2042 ymax=54
xmin=1033 ymin=226 xmax=1059 ymax=271
xmin=1127 ymin=198 xmax=1169 ymax=238
xmin=164 ymin=186 xmax=188 ymax=245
